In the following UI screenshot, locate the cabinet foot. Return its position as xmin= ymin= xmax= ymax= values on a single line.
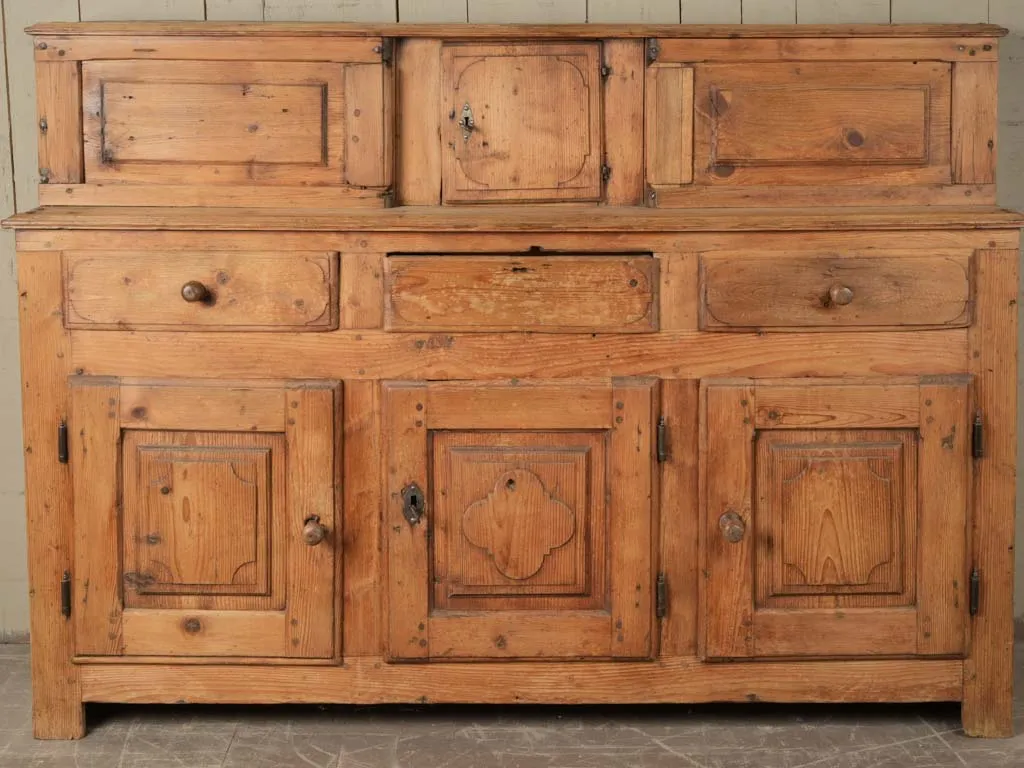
xmin=32 ymin=695 xmax=86 ymax=740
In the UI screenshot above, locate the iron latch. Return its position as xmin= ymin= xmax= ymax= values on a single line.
xmin=656 ymin=573 xmax=667 ymax=619
xmin=60 ymin=571 xmax=71 ymax=619
xmin=972 ymin=412 xmax=984 ymax=459
xmin=646 ymin=38 xmax=660 ymax=66
xmin=375 ymin=38 xmax=394 ymax=66
xmin=656 ymin=417 xmax=669 ymax=463
xmin=57 ymin=420 xmax=68 ymax=464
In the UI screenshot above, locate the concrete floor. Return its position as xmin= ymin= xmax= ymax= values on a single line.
xmin=0 ymin=644 xmax=1021 ymax=768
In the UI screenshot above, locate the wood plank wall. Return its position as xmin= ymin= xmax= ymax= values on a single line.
xmin=0 ymin=0 xmax=1020 ymax=640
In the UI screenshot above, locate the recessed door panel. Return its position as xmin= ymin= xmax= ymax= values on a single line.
xmin=72 ymin=378 xmax=339 ymax=658
xmin=702 ymin=377 xmax=971 ymax=659
xmin=441 ymin=43 xmax=604 ymax=203
xmin=385 ymin=380 xmax=656 ymax=660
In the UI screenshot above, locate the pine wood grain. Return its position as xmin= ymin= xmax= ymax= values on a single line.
xmin=952 ymin=62 xmax=999 ymax=185
xmin=963 ymin=250 xmax=1019 ymax=737
xmin=395 ymin=39 xmax=442 ymax=205
xmin=385 ymin=255 xmax=658 ymax=333
xmin=8 ymin=206 xmax=1023 ymax=232
xmin=656 ymin=37 xmax=999 ymax=62
xmin=18 ymin=250 xmax=84 ymax=738
xmin=340 ymin=252 xmax=384 ymax=329
xmin=602 ymin=39 xmax=645 ymax=205
xmin=28 ymin=22 xmax=1010 ymax=38
xmin=36 ymin=61 xmax=82 ymax=185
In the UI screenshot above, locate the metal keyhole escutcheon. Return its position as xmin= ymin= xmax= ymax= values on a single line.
xmin=402 ymin=482 xmax=425 ymax=526
xmin=459 ymin=103 xmax=475 ymax=141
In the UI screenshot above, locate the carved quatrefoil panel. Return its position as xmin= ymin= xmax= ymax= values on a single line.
xmin=462 ymin=468 xmax=576 ymax=581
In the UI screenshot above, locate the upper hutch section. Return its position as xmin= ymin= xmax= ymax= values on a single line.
xmin=29 ymin=22 xmax=1006 ymax=209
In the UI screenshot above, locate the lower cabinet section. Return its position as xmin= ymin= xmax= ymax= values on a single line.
xmin=702 ymin=377 xmax=973 ymax=660
xmin=70 ymin=377 xmax=340 ymax=659
xmin=384 ymin=379 xmax=657 ymax=661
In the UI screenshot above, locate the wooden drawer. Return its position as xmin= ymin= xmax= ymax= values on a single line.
xmin=385 ymin=254 xmax=657 ymax=332
xmin=699 ymin=251 xmax=972 ymax=331
xmin=63 ymin=251 xmax=339 ymax=331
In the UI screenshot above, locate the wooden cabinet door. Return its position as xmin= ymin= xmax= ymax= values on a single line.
xmin=385 ymin=380 xmax=656 ymax=660
xmin=441 ymin=43 xmax=604 ymax=204
xmin=71 ymin=378 xmax=339 ymax=659
xmin=702 ymin=378 xmax=971 ymax=659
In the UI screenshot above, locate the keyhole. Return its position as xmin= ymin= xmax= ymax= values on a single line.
xmin=506 ymin=478 xmax=516 ymax=491
xmin=409 ymin=491 xmax=420 ymax=509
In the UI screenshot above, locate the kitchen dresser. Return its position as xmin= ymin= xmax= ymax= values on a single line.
xmin=4 ymin=20 xmax=1022 ymax=740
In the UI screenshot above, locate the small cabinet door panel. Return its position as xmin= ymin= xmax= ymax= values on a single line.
xmin=702 ymin=378 xmax=971 ymax=659
xmin=82 ymin=59 xmax=391 ymax=192
xmin=385 ymin=380 xmax=656 ymax=661
xmin=441 ymin=43 xmax=604 ymax=204
xmin=693 ymin=62 xmax=951 ymax=187
xmin=71 ymin=378 xmax=339 ymax=658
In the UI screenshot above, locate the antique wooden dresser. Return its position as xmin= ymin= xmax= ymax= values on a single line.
xmin=4 ymin=20 xmax=1021 ymax=740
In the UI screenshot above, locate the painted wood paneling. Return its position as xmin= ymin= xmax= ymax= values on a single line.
xmin=264 ymin=0 xmax=398 ymax=21
xmin=891 ymin=0 xmax=988 ymax=24
xmin=682 ymin=0 xmax=741 ymax=23
xmin=399 ymin=0 xmax=467 ymax=21
xmin=743 ymin=0 xmax=796 ymax=24
xmin=205 ymin=0 xmax=267 ymax=20
xmin=796 ymin=0 xmax=889 ymax=23
xmin=79 ymin=0 xmax=205 ymax=20
xmin=468 ymin=0 xmax=586 ymax=23
xmin=589 ymin=0 xmax=679 ymax=23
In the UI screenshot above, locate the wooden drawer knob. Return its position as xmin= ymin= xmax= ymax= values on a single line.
xmin=180 ymin=280 xmax=211 ymax=303
xmin=719 ymin=511 xmax=746 ymax=544
xmin=302 ymin=516 xmax=327 ymax=546
xmin=828 ymin=284 xmax=854 ymax=306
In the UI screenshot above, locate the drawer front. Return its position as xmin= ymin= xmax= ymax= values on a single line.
xmin=441 ymin=42 xmax=604 ymax=204
xmin=386 ymin=254 xmax=657 ymax=332
xmin=690 ymin=62 xmax=951 ymax=189
xmin=81 ymin=59 xmax=390 ymax=194
xmin=700 ymin=251 xmax=972 ymax=331
xmin=64 ymin=251 xmax=339 ymax=331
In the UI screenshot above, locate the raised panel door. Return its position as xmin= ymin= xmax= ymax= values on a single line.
xmin=702 ymin=378 xmax=971 ymax=659
xmin=441 ymin=42 xmax=604 ymax=203
xmin=71 ymin=378 xmax=340 ymax=659
xmin=385 ymin=380 xmax=656 ymax=660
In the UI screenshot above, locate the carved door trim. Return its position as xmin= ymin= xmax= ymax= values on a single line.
xmin=384 ymin=379 xmax=656 ymax=661
xmin=701 ymin=376 xmax=972 ymax=659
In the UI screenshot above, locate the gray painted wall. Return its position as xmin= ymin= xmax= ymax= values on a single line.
xmin=0 ymin=0 xmax=1020 ymax=641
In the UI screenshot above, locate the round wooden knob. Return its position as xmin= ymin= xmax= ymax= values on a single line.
xmin=719 ymin=511 xmax=746 ymax=544
xmin=302 ymin=516 xmax=327 ymax=546
xmin=181 ymin=281 xmax=210 ymax=303
xmin=828 ymin=284 xmax=854 ymax=306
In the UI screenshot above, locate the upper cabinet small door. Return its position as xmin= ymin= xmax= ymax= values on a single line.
xmin=81 ymin=54 xmax=392 ymax=204
xmin=70 ymin=378 xmax=340 ymax=659
xmin=680 ymin=62 xmax=952 ymax=202
xmin=702 ymin=378 xmax=972 ymax=660
xmin=385 ymin=380 xmax=656 ymax=661
xmin=441 ymin=43 xmax=604 ymax=204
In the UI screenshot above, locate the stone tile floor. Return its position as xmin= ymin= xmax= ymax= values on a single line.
xmin=0 ymin=644 xmax=1021 ymax=768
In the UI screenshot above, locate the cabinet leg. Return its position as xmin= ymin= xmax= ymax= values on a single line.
xmin=31 ymin=676 xmax=85 ymax=740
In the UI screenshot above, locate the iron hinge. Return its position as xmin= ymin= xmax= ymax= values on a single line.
xmin=375 ymin=38 xmax=394 ymax=66
xmin=655 ymin=573 xmax=667 ymax=619
xmin=60 ymin=571 xmax=71 ymax=619
xmin=380 ymin=187 xmax=395 ymax=208
xmin=57 ymin=420 xmax=68 ymax=464
xmin=39 ymin=167 xmax=50 ymax=185
xmin=39 ymin=118 xmax=48 ymax=135
xmin=656 ymin=417 xmax=669 ymax=463
xmin=646 ymin=38 xmax=660 ymax=66
xmin=647 ymin=185 xmax=658 ymax=207
xmin=969 ymin=567 xmax=981 ymax=617
xmin=972 ymin=412 xmax=984 ymax=459
xmin=600 ymin=63 xmax=613 ymax=80
xmin=601 ymin=164 xmax=612 ymax=184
